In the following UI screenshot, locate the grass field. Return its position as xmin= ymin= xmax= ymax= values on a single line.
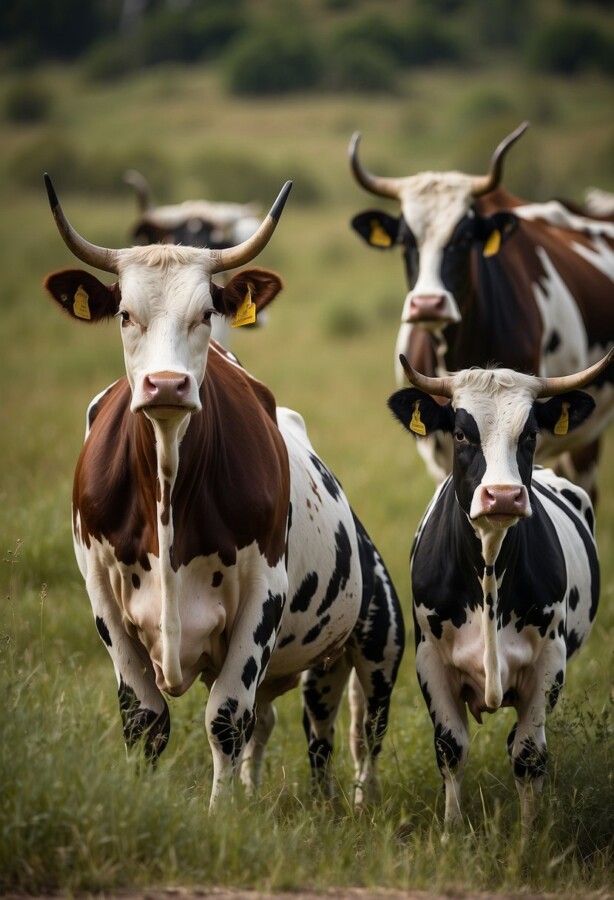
xmin=0 ymin=63 xmax=613 ymax=895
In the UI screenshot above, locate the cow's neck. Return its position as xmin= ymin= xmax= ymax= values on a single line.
xmin=149 ymin=414 xmax=190 ymax=692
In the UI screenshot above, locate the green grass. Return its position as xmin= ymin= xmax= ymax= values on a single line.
xmin=0 ymin=62 xmax=613 ymax=895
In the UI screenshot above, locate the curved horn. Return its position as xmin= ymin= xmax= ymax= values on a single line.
xmin=44 ymin=174 xmax=121 ymax=274
xmin=399 ymin=354 xmax=453 ymax=398
xmin=210 ymin=181 xmax=292 ymax=274
xmin=123 ymin=169 xmax=153 ymax=212
xmin=471 ymin=121 xmax=530 ymax=197
xmin=349 ymin=132 xmax=403 ymax=200
xmin=535 ymin=348 xmax=614 ymax=398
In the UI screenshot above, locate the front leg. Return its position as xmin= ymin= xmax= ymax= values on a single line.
xmin=87 ymin=567 xmax=170 ymax=761
xmin=416 ymin=637 xmax=469 ymax=828
xmin=509 ymin=639 xmax=566 ymax=830
xmin=206 ymin=580 xmax=286 ymax=812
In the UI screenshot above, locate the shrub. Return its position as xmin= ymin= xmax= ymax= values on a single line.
xmin=139 ymin=5 xmax=247 ymax=66
xmin=82 ymin=37 xmax=140 ymax=83
xmin=224 ymin=28 xmax=322 ymax=95
xmin=525 ymin=16 xmax=614 ymax=76
xmin=4 ymin=80 xmax=53 ymax=124
xmin=328 ymin=14 xmax=408 ymax=65
xmin=325 ymin=41 xmax=397 ymax=93
xmin=398 ymin=17 xmax=463 ymax=66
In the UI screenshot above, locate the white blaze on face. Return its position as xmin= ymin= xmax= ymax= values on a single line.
xmin=451 ymin=370 xmax=537 ymax=523
xmin=397 ymin=172 xmax=477 ymax=325
xmin=116 ymin=246 xmax=217 ymax=414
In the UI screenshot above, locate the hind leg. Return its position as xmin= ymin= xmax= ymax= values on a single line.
xmin=349 ymin=538 xmax=405 ymax=807
xmin=301 ymin=655 xmax=352 ymax=798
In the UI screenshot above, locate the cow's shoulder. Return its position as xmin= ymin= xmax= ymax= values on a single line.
xmin=411 ymin=479 xmax=483 ymax=616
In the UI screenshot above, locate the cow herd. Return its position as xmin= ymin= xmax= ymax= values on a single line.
xmin=42 ymin=122 xmax=614 ymax=831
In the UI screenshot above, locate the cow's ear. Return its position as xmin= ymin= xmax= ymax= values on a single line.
xmin=43 ymin=269 xmax=120 ymax=321
xmin=211 ymin=267 xmax=284 ymax=324
xmin=534 ymin=390 xmax=596 ymax=436
xmin=351 ymin=210 xmax=401 ymax=250
xmin=388 ymin=388 xmax=455 ymax=436
xmin=479 ymin=211 xmax=518 ymax=258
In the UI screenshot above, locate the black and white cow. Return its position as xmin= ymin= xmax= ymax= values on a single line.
xmin=388 ymin=351 xmax=612 ymax=829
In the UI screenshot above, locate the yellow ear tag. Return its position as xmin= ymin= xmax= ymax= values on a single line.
xmin=410 ymin=400 xmax=427 ymax=436
xmin=231 ymin=284 xmax=257 ymax=328
xmin=369 ymin=220 xmax=393 ymax=248
xmin=554 ymin=401 xmax=570 ymax=436
xmin=73 ymin=285 xmax=91 ymax=320
xmin=483 ymin=229 xmax=501 ymax=258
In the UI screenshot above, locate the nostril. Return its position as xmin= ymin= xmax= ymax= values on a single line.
xmin=480 ymin=484 xmax=528 ymax=517
xmin=143 ymin=372 xmax=190 ymax=405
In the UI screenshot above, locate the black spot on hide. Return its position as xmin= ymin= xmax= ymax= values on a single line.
xmin=290 ymin=571 xmax=319 ymax=613
xmin=212 ymin=571 xmax=223 ymax=588
xmin=309 ymin=454 xmax=342 ymax=501
xmin=96 ymin=615 xmax=112 ymax=647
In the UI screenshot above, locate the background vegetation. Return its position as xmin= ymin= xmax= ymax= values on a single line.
xmin=0 ymin=0 xmax=613 ymax=895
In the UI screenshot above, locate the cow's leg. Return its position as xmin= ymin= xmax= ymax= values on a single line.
xmin=509 ymin=642 xmax=566 ymax=830
xmin=86 ymin=568 xmax=170 ymax=761
xmin=239 ymin=701 xmax=277 ymax=795
xmin=348 ymin=603 xmax=405 ymax=806
xmin=205 ymin=578 xmax=286 ymax=812
xmin=416 ymin=638 xmax=468 ymax=827
xmin=348 ymin=517 xmax=405 ymax=807
xmin=301 ymin=654 xmax=352 ymax=798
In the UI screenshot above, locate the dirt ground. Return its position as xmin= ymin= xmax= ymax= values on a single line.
xmin=6 ymin=889 xmax=607 ymax=900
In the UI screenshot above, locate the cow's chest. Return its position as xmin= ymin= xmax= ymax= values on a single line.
xmin=418 ymin=606 xmax=566 ymax=720
xmin=80 ymin=533 xmax=287 ymax=692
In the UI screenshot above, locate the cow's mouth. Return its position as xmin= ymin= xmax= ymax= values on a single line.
xmin=140 ymin=403 xmax=196 ymax=419
xmin=472 ymin=512 xmax=521 ymax=529
xmin=405 ymin=313 xmax=453 ymax=331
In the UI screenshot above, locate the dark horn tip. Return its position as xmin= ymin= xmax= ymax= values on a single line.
xmin=43 ymin=173 xmax=58 ymax=209
xmin=270 ymin=180 xmax=292 ymax=222
xmin=398 ymin=354 xmax=413 ymax=379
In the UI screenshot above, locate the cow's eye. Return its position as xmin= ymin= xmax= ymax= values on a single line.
xmin=203 ymin=309 xmax=214 ymax=324
xmin=454 ymin=429 xmax=468 ymax=444
xmin=524 ymin=430 xmax=538 ymax=444
xmin=115 ymin=310 xmax=131 ymax=326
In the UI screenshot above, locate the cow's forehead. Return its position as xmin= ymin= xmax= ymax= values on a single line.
xmin=451 ymin=369 xmax=539 ymax=437
xmin=118 ymin=245 xmax=214 ymax=314
xmin=397 ymin=171 xmax=476 ymax=243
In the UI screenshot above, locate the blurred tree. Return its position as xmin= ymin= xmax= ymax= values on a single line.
xmin=224 ymin=26 xmax=322 ymax=95
xmin=0 ymin=0 xmax=112 ymax=61
xmin=526 ymin=15 xmax=614 ymax=75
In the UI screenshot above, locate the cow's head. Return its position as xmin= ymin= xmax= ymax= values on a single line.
xmin=349 ymin=123 xmax=528 ymax=337
xmin=388 ymin=350 xmax=613 ymax=535
xmin=43 ymin=174 xmax=290 ymax=422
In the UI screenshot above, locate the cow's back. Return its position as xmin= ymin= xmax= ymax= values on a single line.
xmin=267 ymin=407 xmax=362 ymax=676
xmin=530 ymin=468 xmax=599 ymax=658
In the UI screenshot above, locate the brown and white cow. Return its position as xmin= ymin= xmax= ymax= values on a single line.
xmin=388 ymin=350 xmax=611 ymax=830
xmin=43 ymin=175 xmax=404 ymax=811
xmin=350 ymin=123 xmax=614 ymax=500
